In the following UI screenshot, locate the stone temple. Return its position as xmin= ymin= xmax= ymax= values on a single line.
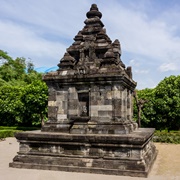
xmin=10 ymin=4 xmax=157 ymax=177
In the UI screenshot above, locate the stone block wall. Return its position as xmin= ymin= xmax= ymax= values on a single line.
xmin=48 ymin=85 xmax=133 ymax=122
xmin=44 ymin=80 xmax=135 ymax=134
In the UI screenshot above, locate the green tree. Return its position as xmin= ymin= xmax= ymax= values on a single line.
xmin=0 ymin=50 xmax=25 ymax=82
xmin=22 ymin=80 xmax=48 ymax=126
xmin=0 ymin=50 xmax=13 ymax=64
xmin=0 ymin=85 xmax=24 ymax=126
xmin=0 ymin=50 xmax=42 ymax=85
xmin=0 ymin=50 xmax=48 ymax=126
xmin=154 ymin=75 xmax=180 ymax=131
xmin=134 ymin=75 xmax=180 ymax=131
xmin=133 ymin=88 xmax=156 ymax=128
xmin=0 ymin=83 xmax=48 ymax=126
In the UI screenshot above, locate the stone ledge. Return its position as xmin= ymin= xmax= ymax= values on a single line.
xmin=10 ymin=149 xmax=157 ymax=178
xmin=15 ymin=128 xmax=155 ymax=145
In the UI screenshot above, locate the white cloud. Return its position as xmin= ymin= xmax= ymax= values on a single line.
xmin=134 ymin=70 xmax=149 ymax=74
xmin=0 ymin=20 xmax=67 ymax=66
xmin=102 ymin=3 xmax=180 ymax=64
xmin=159 ymin=63 xmax=178 ymax=72
xmin=0 ymin=0 xmax=89 ymax=38
xmin=129 ymin=59 xmax=140 ymax=67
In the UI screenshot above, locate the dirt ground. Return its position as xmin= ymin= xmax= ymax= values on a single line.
xmin=150 ymin=143 xmax=180 ymax=177
xmin=0 ymin=138 xmax=180 ymax=180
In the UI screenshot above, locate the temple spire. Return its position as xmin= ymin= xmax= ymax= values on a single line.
xmin=58 ymin=4 xmax=128 ymax=76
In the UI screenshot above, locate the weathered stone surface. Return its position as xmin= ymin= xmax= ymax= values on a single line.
xmin=10 ymin=4 xmax=157 ymax=178
xmin=10 ymin=129 xmax=157 ymax=177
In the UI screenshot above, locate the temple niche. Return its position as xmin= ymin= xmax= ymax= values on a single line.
xmin=10 ymin=4 xmax=157 ymax=177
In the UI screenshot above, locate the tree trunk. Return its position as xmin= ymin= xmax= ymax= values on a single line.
xmin=40 ymin=113 xmax=45 ymax=127
xmin=138 ymin=108 xmax=141 ymax=128
xmin=133 ymin=91 xmax=147 ymax=128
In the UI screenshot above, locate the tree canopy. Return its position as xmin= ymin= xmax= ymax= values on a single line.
xmin=134 ymin=75 xmax=180 ymax=131
xmin=0 ymin=50 xmax=48 ymax=126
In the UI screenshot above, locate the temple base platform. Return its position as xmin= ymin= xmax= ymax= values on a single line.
xmin=9 ymin=128 xmax=157 ymax=177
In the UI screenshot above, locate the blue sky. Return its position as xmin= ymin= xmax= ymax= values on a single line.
xmin=0 ymin=0 xmax=180 ymax=89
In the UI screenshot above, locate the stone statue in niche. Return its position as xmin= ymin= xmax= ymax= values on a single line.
xmin=81 ymin=103 xmax=88 ymax=116
xmin=89 ymin=41 xmax=96 ymax=60
xmin=76 ymin=49 xmax=88 ymax=75
xmin=78 ymin=93 xmax=89 ymax=117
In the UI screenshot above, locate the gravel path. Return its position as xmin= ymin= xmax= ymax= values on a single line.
xmin=0 ymin=138 xmax=180 ymax=180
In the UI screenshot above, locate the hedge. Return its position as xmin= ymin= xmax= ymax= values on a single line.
xmin=153 ymin=131 xmax=180 ymax=144
xmin=0 ymin=130 xmax=22 ymax=139
xmin=0 ymin=126 xmax=40 ymax=139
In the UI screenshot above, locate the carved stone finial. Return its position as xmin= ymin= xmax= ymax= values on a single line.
xmin=74 ymin=31 xmax=83 ymax=41
xmin=104 ymin=48 xmax=115 ymax=58
xmin=58 ymin=52 xmax=75 ymax=70
xmin=126 ymin=66 xmax=132 ymax=78
xmin=100 ymin=48 xmax=117 ymax=68
xmin=86 ymin=4 xmax=102 ymax=19
xmin=112 ymin=39 xmax=121 ymax=55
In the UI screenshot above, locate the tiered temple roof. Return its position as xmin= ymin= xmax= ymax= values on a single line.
xmin=58 ymin=4 xmax=131 ymax=77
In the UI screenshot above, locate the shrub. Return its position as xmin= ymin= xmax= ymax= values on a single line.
xmin=153 ymin=131 xmax=180 ymax=144
xmin=0 ymin=130 xmax=22 ymax=139
xmin=0 ymin=126 xmax=40 ymax=139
